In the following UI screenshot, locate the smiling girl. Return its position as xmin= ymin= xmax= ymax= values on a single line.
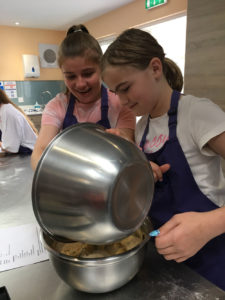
xmin=31 ymin=25 xmax=135 ymax=169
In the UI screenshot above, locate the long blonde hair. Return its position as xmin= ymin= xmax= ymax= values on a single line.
xmin=0 ymin=89 xmax=38 ymax=135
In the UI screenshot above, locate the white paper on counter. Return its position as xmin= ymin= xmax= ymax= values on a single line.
xmin=0 ymin=223 xmax=49 ymax=272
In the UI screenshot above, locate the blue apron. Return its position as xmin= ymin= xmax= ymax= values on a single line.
xmin=140 ymin=90 xmax=225 ymax=290
xmin=0 ymin=130 xmax=32 ymax=154
xmin=62 ymin=85 xmax=111 ymax=130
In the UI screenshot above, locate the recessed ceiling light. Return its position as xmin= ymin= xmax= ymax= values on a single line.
xmin=15 ymin=22 xmax=20 ymax=26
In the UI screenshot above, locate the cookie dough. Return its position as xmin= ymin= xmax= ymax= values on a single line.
xmin=52 ymin=228 xmax=146 ymax=258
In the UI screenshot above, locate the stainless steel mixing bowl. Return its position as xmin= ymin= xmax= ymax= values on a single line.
xmin=32 ymin=123 xmax=154 ymax=244
xmin=41 ymin=218 xmax=152 ymax=293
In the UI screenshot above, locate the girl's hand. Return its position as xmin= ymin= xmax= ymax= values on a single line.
xmin=105 ymin=131 xmax=170 ymax=182
xmin=106 ymin=128 xmax=121 ymax=137
xmin=105 ymin=128 xmax=134 ymax=142
xmin=155 ymin=211 xmax=216 ymax=262
xmin=150 ymin=161 xmax=170 ymax=182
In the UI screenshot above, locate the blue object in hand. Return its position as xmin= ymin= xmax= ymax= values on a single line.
xmin=149 ymin=229 xmax=160 ymax=237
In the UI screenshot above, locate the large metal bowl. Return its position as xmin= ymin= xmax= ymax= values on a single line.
xmin=41 ymin=218 xmax=152 ymax=293
xmin=32 ymin=123 xmax=154 ymax=244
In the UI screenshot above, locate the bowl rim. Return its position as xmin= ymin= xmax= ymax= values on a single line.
xmin=40 ymin=218 xmax=152 ymax=265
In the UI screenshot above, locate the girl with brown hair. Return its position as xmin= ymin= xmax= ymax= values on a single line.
xmin=0 ymin=88 xmax=37 ymax=154
xmin=31 ymin=24 xmax=135 ymax=169
xmin=101 ymin=28 xmax=225 ymax=290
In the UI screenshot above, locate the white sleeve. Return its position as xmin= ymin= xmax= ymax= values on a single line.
xmin=189 ymin=97 xmax=225 ymax=156
xmin=2 ymin=106 xmax=23 ymax=152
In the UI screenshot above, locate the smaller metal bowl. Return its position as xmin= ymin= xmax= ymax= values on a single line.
xmin=41 ymin=218 xmax=152 ymax=293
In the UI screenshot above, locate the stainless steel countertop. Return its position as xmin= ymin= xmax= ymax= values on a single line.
xmin=19 ymin=105 xmax=43 ymax=116
xmin=0 ymin=155 xmax=36 ymax=228
xmin=1 ymin=155 xmax=225 ymax=300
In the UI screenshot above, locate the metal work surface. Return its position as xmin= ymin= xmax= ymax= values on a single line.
xmin=1 ymin=155 xmax=225 ymax=299
xmin=0 ymin=155 xmax=36 ymax=228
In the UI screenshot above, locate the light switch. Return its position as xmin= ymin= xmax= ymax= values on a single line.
xmin=18 ymin=97 xmax=24 ymax=103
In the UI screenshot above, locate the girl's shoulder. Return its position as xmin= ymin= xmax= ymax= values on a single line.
xmin=47 ymin=92 xmax=68 ymax=105
xmin=44 ymin=93 xmax=68 ymax=112
xmin=178 ymin=94 xmax=225 ymax=150
xmin=179 ymin=94 xmax=206 ymax=109
xmin=2 ymin=103 xmax=20 ymax=116
xmin=2 ymin=103 xmax=14 ymax=111
xmin=179 ymin=93 xmax=221 ymax=108
xmin=179 ymin=94 xmax=225 ymax=119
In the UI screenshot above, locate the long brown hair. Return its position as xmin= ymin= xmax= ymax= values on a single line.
xmin=0 ymin=89 xmax=38 ymax=135
xmin=101 ymin=28 xmax=183 ymax=92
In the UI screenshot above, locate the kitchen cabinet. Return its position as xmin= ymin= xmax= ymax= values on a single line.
xmin=29 ymin=114 xmax=42 ymax=132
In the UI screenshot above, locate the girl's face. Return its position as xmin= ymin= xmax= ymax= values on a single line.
xmin=61 ymin=56 xmax=101 ymax=104
xmin=102 ymin=61 xmax=160 ymax=116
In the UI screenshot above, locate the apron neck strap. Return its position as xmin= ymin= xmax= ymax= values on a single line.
xmin=168 ymin=90 xmax=180 ymax=140
xmin=139 ymin=90 xmax=180 ymax=150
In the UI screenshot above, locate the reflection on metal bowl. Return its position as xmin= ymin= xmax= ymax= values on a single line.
xmin=41 ymin=218 xmax=152 ymax=293
xmin=33 ymin=123 xmax=154 ymax=244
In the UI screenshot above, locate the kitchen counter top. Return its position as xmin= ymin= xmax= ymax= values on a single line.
xmin=0 ymin=155 xmax=36 ymax=228
xmin=25 ymin=111 xmax=42 ymax=116
xmin=1 ymin=155 xmax=225 ymax=300
xmin=19 ymin=105 xmax=43 ymax=115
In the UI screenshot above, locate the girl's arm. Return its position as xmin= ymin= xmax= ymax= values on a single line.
xmin=106 ymin=128 xmax=134 ymax=142
xmin=155 ymin=208 xmax=225 ymax=263
xmin=106 ymin=128 xmax=170 ymax=181
xmin=31 ymin=124 xmax=59 ymax=170
xmin=155 ymin=131 xmax=225 ymax=262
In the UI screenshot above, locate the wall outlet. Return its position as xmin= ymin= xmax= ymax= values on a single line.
xmin=18 ymin=97 xmax=24 ymax=103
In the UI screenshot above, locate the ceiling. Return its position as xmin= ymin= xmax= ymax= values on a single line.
xmin=0 ymin=0 xmax=135 ymax=31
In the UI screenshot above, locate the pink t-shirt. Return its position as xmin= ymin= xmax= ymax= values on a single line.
xmin=42 ymin=90 xmax=135 ymax=129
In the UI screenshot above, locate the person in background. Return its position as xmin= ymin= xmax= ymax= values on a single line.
xmin=101 ymin=28 xmax=225 ymax=290
xmin=31 ymin=24 xmax=135 ymax=170
xmin=0 ymin=89 xmax=38 ymax=154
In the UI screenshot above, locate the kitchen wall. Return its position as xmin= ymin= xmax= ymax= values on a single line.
xmin=0 ymin=26 xmax=65 ymax=106
xmin=0 ymin=26 xmax=64 ymax=81
xmin=184 ymin=0 xmax=225 ymax=172
xmin=0 ymin=0 xmax=187 ymax=80
xmin=7 ymin=80 xmax=65 ymax=107
xmin=184 ymin=0 xmax=225 ymax=111
xmin=86 ymin=0 xmax=187 ymax=38
xmin=0 ymin=0 xmax=187 ymax=106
